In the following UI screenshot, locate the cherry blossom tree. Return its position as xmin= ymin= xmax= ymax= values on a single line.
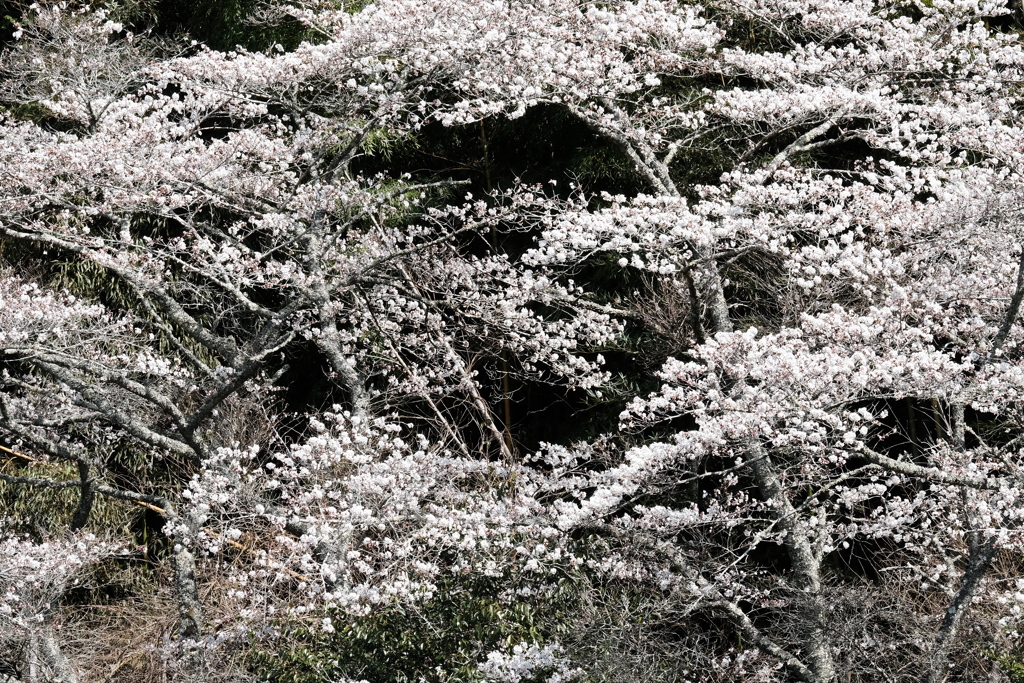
xmin=0 ymin=3 xmax=612 ymax=679
xmin=0 ymin=532 xmax=119 ymax=683
xmin=7 ymin=0 xmax=1024 ymax=682
xmin=279 ymin=0 xmax=1024 ymax=679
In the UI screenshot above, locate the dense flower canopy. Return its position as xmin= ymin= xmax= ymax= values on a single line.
xmin=4 ymin=1 xmax=1024 ymax=682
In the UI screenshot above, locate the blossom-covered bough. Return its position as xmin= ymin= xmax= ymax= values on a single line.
xmin=4 ymin=0 xmax=1024 ymax=681
xmin=310 ymin=0 xmax=1024 ymax=679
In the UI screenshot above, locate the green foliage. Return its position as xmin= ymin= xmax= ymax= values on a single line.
xmin=0 ymin=460 xmax=84 ymax=530
xmin=143 ymin=0 xmax=314 ymax=51
xmin=360 ymin=125 xmax=419 ymax=164
xmin=0 ymin=458 xmax=133 ymax=534
xmin=250 ymin=575 xmax=580 ymax=683
xmin=0 ymin=101 xmax=78 ymax=131
xmin=51 ymin=256 xmax=137 ymax=311
xmin=987 ymin=639 xmax=1024 ymax=683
